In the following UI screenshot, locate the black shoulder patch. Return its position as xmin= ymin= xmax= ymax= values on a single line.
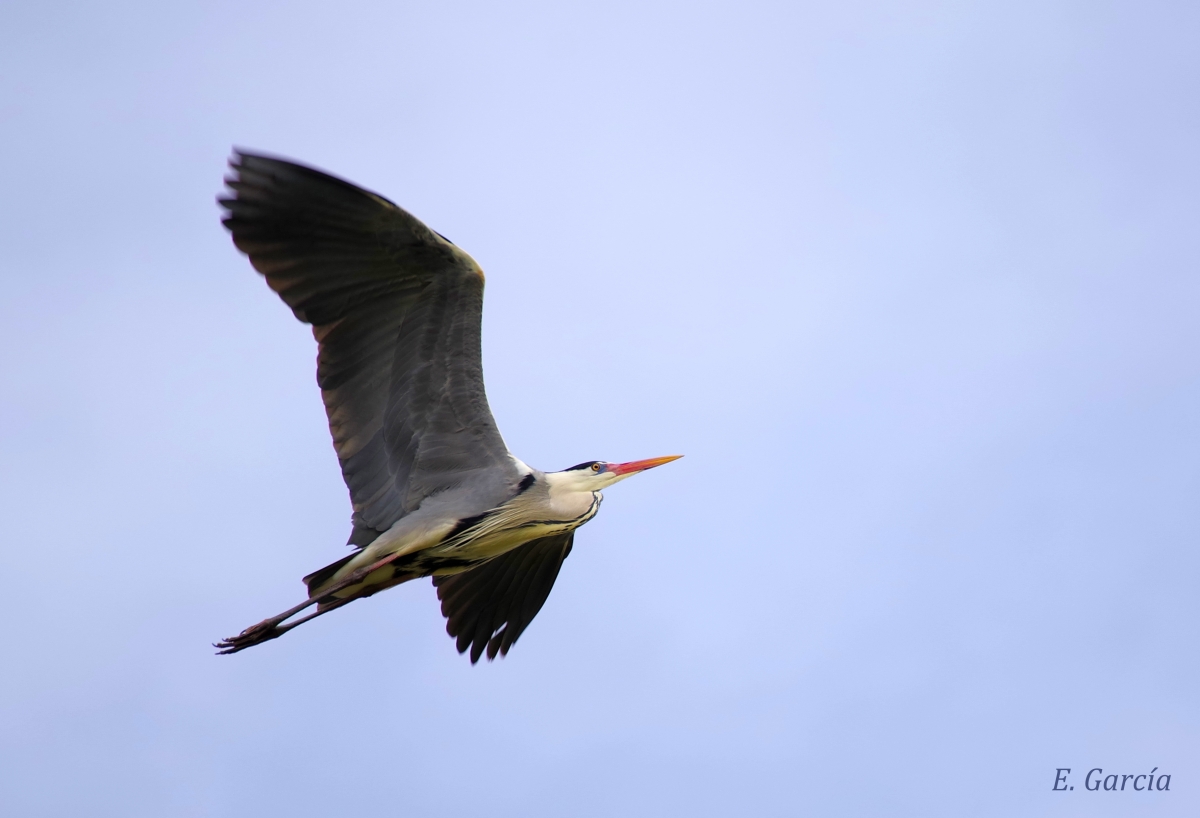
xmin=445 ymin=512 xmax=491 ymax=542
xmin=516 ymin=473 xmax=536 ymax=493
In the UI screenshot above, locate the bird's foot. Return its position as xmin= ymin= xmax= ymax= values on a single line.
xmin=214 ymin=616 xmax=288 ymax=655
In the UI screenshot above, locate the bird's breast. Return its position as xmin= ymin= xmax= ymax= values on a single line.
xmin=432 ymin=491 xmax=601 ymax=565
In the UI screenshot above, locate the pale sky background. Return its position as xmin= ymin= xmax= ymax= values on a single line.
xmin=1 ymin=2 xmax=1197 ymax=816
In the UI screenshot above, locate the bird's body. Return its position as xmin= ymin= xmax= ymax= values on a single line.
xmin=307 ymin=462 xmax=600 ymax=601
xmin=215 ymin=152 xmax=679 ymax=662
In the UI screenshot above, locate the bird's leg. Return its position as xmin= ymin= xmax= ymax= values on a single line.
xmin=215 ymin=598 xmax=357 ymax=654
xmin=214 ymin=552 xmax=408 ymax=654
xmin=212 ymin=598 xmax=316 ymax=654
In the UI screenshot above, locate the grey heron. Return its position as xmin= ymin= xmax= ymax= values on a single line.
xmin=215 ymin=152 xmax=680 ymax=662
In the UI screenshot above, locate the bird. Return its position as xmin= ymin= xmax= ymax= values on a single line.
xmin=215 ymin=151 xmax=680 ymax=662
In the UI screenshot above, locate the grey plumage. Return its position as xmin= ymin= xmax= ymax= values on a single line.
xmin=216 ymin=152 xmax=680 ymax=661
xmin=221 ymin=153 xmax=520 ymax=540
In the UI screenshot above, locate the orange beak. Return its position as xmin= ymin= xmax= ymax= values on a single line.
xmin=607 ymin=455 xmax=684 ymax=476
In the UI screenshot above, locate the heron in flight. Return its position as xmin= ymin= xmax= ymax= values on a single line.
xmin=215 ymin=152 xmax=680 ymax=662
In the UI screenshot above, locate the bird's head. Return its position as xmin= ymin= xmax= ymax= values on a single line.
xmin=552 ymin=455 xmax=683 ymax=491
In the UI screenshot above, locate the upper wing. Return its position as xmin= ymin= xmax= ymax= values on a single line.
xmin=220 ymin=152 xmax=517 ymax=539
xmin=433 ymin=532 xmax=575 ymax=663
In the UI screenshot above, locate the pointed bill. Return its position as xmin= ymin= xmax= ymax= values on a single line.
xmin=608 ymin=455 xmax=684 ymax=476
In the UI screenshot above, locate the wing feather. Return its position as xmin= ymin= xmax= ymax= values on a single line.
xmin=220 ymin=152 xmax=517 ymax=538
xmin=433 ymin=532 xmax=575 ymax=663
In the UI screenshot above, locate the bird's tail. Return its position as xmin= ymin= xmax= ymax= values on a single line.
xmin=303 ymin=552 xmax=358 ymax=598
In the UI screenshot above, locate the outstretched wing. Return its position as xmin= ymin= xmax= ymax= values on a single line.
xmin=433 ymin=532 xmax=575 ymax=663
xmin=220 ymin=152 xmax=517 ymax=541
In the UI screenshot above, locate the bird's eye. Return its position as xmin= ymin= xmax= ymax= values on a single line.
xmin=591 ymin=463 xmax=602 ymax=472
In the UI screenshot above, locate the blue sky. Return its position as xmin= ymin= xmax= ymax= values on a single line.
xmin=1 ymin=2 xmax=1197 ymax=816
